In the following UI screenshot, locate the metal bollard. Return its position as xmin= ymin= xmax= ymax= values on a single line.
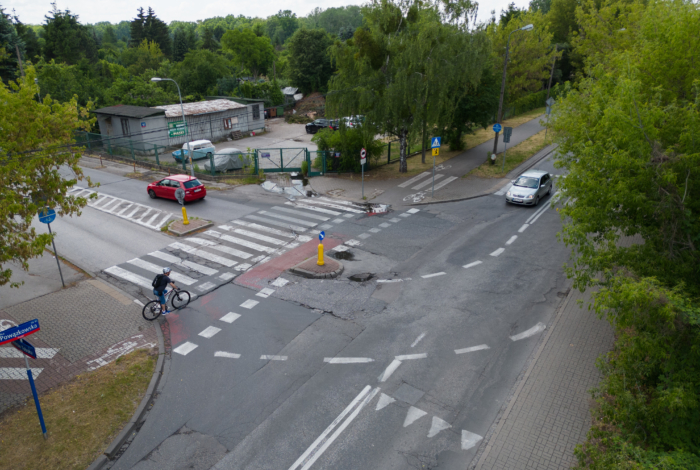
xmin=317 ymin=243 xmax=324 ymax=266
xmin=182 ymin=206 xmax=189 ymax=225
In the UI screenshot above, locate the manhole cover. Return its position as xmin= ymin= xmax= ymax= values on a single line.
xmin=349 ymin=273 xmax=373 ymax=282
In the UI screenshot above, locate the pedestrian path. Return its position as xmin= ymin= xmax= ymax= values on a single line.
xmin=103 ymin=198 xmax=364 ymax=295
xmin=395 ymin=166 xmax=460 ymax=203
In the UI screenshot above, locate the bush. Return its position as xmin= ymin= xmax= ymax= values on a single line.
xmin=286 ymin=114 xmax=312 ymax=124
xmin=311 ymin=127 xmax=383 ymax=173
xmin=301 ymin=160 xmax=308 ymax=176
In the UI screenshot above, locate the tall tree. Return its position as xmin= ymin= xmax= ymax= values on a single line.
xmin=12 ymin=15 xmax=40 ymax=62
xmin=266 ymin=10 xmax=299 ymax=45
xmin=220 ymin=28 xmax=274 ymax=78
xmin=172 ymin=28 xmax=190 ymax=61
xmin=199 ymin=26 xmax=220 ymax=52
xmin=130 ymin=7 xmax=171 ymax=57
xmin=172 ymin=49 xmax=232 ymax=98
xmin=287 ymin=28 xmax=333 ymax=94
xmin=42 ymin=4 xmax=97 ymax=65
xmin=0 ymin=7 xmax=23 ymax=82
xmin=129 ymin=7 xmax=146 ymax=47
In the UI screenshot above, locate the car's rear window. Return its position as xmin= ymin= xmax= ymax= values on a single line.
xmin=183 ymin=179 xmax=203 ymax=189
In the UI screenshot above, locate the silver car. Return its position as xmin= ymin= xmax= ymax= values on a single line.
xmin=505 ymin=170 xmax=553 ymax=206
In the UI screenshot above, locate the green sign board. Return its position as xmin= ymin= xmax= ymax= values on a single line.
xmin=168 ymin=121 xmax=188 ymax=138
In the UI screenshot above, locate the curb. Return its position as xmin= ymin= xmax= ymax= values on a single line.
xmin=289 ymin=262 xmax=344 ymax=279
xmin=167 ymin=220 xmax=214 ymax=237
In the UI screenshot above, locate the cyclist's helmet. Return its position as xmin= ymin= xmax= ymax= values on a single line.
xmin=162 ymin=267 xmax=171 ymax=274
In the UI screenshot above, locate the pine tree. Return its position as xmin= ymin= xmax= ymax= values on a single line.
xmin=144 ymin=7 xmax=171 ymax=57
xmin=0 ymin=7 xmax=23 ymax=82
xmin=199 ymin=26 xmax=219 ymax=52
xmin=172 ymin=29 xmax=189 ymax=62
xmin=129 ymin=7 xmax=146 ymax=47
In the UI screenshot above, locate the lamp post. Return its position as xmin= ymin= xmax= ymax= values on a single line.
xmin=491 ymin=24 xmax=534 ymax=159
xmin=151 ymin=77 xmax=194 ymax=177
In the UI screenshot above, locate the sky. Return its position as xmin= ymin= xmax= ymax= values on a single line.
xmin=5 ymin=0 xmax=531 ymax=26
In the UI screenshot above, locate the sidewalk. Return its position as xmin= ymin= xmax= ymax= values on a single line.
xmin=0 ymin=254 xmax=158 ymax=414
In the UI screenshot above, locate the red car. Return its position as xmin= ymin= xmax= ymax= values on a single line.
xmin=147 ymin=175 xmax=206 ymax=202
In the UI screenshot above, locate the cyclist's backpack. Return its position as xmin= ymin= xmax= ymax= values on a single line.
xmin=152 ymin=274 xmax=163 ymax=288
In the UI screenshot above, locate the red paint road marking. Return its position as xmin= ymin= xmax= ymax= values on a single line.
xmin=236 ymin=237 xmax=343 ymax=289
xmin=166 ymin=313 xmax=188 ymax=347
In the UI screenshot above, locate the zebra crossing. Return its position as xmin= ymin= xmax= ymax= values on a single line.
xmin=103 ymin=197 xmax=364 ymax=295
xmin=68 ymin=186 xmax=176 ymax=231
xmin=396 ymin=170 xmax=458 ymax=191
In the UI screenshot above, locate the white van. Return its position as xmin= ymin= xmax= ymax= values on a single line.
xmin=172 ymin=140 xmax=216 ymax=162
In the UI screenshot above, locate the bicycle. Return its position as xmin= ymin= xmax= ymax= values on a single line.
xmin=142 ymin=288 xmax=191 ymax=321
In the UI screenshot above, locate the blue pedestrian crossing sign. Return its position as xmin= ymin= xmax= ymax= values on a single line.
xmin=493 ymin=123 xmax=502 ymax=133
xmin=431 ymin=137 xmax=441 ymax=149
xmin=319 ymin=231 xmax=325 ymax=242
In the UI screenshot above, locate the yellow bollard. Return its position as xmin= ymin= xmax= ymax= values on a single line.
xmin=182 ymin=206 xmax=189 ymax=225
xmin=317 ymin=243 xmax=324 ymax=266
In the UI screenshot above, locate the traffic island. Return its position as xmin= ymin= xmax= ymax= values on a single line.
xmin=289 ymin=256 xmax=344 ymax=279
xmin=167 ymin=218 xmax=213 ymax=237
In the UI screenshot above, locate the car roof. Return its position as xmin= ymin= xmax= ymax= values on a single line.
xmin=167 ymin=175 xmax=198 ymax=182
xmin=182 ymin=140 xmax=213 ymax=149
xmin=520 ymin=170 xmax=548 ymax=178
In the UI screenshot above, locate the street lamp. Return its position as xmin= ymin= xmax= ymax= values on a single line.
xmin=491 ymin=24 xmax=534 ymax=159
xmin=151 ymin=77 xmax=194 ymax=177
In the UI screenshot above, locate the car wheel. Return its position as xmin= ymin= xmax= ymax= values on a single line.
xmin=148 ymin=190 xmax=156 ymax=199
xmin=534 ymin=196 xmax=540 ymax=206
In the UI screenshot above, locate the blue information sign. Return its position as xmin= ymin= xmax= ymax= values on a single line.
xmin=319 ymin=231 xmax=325 ymax=241
xmin=38 ymin=209 xmax=56 ymax=224
xmin=493 ymin=123 xmax=502 ymax=133
xmin=431 ymin=137 xmax=442 ymax=149
xmin=11 ymin=338 xmax=37 ymax=359
xmin=0 ymin=319 xmax=40 ymax=346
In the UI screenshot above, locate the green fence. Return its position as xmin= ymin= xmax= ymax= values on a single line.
xmin=255 ymin=148 xmax=307 ymax=173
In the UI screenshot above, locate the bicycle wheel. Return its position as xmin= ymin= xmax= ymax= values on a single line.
xmin=142 ymin=300 xmax=162 ymax=321
xmin=171 ymin=290 xmax=191 ymax=310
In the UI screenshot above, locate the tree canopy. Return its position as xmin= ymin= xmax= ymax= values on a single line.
xmin=287 ymin=28 xmax=333 ymax=94
xmin=220 ymin=28 xmax=274 ymax=78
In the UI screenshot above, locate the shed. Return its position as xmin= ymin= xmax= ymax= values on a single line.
xmin=92 ymin=105 xmax=168 ymax=154
xmin=282 ymin=87 xmax=299 ymax=105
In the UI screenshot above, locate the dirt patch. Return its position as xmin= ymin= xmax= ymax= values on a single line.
xmin=287 ymin=92 xmax=326 ymax=120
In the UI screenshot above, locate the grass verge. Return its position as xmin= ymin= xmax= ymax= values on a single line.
xmin=467 ymin=129 xmax=550 ymax=179
xmin=462 ymin=108 xmax=545 ymax=151
xmin=0 ymin=348 xmax=156 ymax=470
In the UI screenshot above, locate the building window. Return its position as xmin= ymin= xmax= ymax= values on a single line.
xmin=252 ymin=104 xmax=260 ymax=120
xmin=120 ymin=118 xmax=130 ymax=136
xmin=223 ymin=117 xmax=239 ymax=129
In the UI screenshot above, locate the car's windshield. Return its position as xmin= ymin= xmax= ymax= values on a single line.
xmin=183 ymin=179 xmax=202 ymax=189
xmin=514 ymin=177 xmax=539 ymax=189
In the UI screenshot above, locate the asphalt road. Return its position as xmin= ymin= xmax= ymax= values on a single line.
xmin=108 ymin=156 xmax=571 ymax=469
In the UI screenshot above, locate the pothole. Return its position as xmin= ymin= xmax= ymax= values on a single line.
xmin=349 ymin=273 xmax=374 ymax=282
xmin=333 ymin=251 xmax=355 ymax=260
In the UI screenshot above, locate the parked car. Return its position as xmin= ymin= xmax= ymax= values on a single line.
xmin=340 ymin=115 xmax=364 ymax=128
xmin=305 ymin=119 xmax=333 ymax=134
xmin=172 ymin=140 xmax=215 ymax=162
xmin=147 ymin=175 xmax=206 ymax=202
xmin=203 ymin=148 xmax=252 ymax=172
xmin=505 ymin=170 xmax=553 ymax=206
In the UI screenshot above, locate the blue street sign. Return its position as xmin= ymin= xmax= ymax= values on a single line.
xmin=11 ymin=338 xmax=37 ymax=359
xmin=0 ymin=319 xmax=40 ymax=346
xmin=319 ymin=231 xmax=325 ymax=242
xmin=38 ymin=208 xmax=56 ymax=224
xmin=431 ymin=137 xmax=442 ymax=149
xmin=493 ymin=123 xmax=502 ymax=133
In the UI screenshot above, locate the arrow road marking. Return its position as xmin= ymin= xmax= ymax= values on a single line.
xmin=378 ymin=359 xmax=402 ymax=382
xmin=510 ymin=322 xmax=546 ymax=341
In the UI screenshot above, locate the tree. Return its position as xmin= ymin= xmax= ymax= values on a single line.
xmin=287 ymin=28 xmax=333 ymax=94
xmin=266 ymin=10 xmax=299 ymax=45
xmin=529 ymin=0 xmax=553 ymax=13
xmin=129 ymin=7 xmax=171 ymax=57
xmin=0 ymin=7 xmax=23 ymax=82
xmin=0 ymin=67 xmax=94 ymax=287
xmin=172 ymin=28 xmax=190 ymax=61
xmin=42 ymin=4 xmax=97 ymax=65
xmin=172 ymin=49 xmax=232 ymax=98
xmin=199 ymin=26 xmax=219 ymax=52
xmin=546 ymin=0 xmax=579 ymax=44
xmin=104 ymin=76 xmax=176 ymax=106
xmin=121 ymin=39 xmax=166 ymax=76
xmin=13 ymin=15 xmax=41 ymax=61
xmin=220 ymin=28 xmax=274 ymax=78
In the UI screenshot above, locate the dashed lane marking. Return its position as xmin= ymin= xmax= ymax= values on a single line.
xmin=518 ymin=224 xmax=529 ymax=233
xmin=256 ymin=288 xmax=275 ymax=298
xmin=198 ymin=326 xmax=222 ymax=338
xmin=219 ymin=312 xmax=241 ymax=323
xmin=395 ymin=353 xmax=427 ymax=360
xmin=369 ymin=228 xmax=381 ymax=233
xmin=214 ymin=351 xmax=241 ymax=359
xmin=455 ymin=344 xmax=490 ymax=355
xmin=378 ymin=359 xmax=402 ymax=382
xmin=505 ymin=235 xmax=517 ymax=245
xmin=411 ymin=333 xmax=426 ymax=348
xmin=323 ymin=357 xmax=375 ymax=364
xmin=407 ymin=208 xmax=420 ymax=214
xmin=510 ymin=322 xmax=546 ymax=341
xmin=240 ymin=299 xmax=259 ymax=309
xmin=260 ymin=355 xmax=287 ymax=361
xmin=463 ymin=261 xmax=482 ymax=269
xmin=173 ymin=342 xmax=198 ymax=356
xmin=421 ymin=272 xmax=446 ymax=279
xmin=490 ymin=248 xmax=505 ymax=257
xmin=271 ymin=277 xmax=289 ymax=287
xmin=345 ymin=239 xmax=362 ymax=247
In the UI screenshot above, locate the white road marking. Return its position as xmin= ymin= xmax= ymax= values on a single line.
xmin=530 ymin=201 xmax=554 ymax=225
xmin=198 ymin=326 xmax=221 ymax=338
xmin=421 ymin=272 xmax=446 ymax=279
xmin=104 ymin=266 xmax=152 ymax=289
xmin=214 ymin=351 xmax=240 ymax=359
xmin=357 ymin=233 xmax=371 ymax=239
xmin=323 ymin=357 xmax=375 ymax=364
xmin=455 ymin=344 xmax=490 ymax=355
xmin=395 ymin=353 xmax=427 ymax=360
xmin=369 ymin=228 xmax=381 ymax=233
xmin=398 ymin=172 xmax=430 ymax=188
xmin=219 ymin=312 xmax=241 ymax=323
xmin=428 ymin=416 xmax=452 ymax=438
xmin=461 ymin=430 xmax=483 ymax=450
xmin=505 ymin=235 xmax=517 ymax=245
xmin=127 ymin=258 xmax=197 ymax=285
xmin=378 ymin=359 xmax=402 ymax=382
xmin=134 ymin=299 xmax=144 ymax=307
xmin=377 ymin=279 xmax=404 ymax=283
xmin=407 ymin=208 xmax=420 ymax=214
xmin=286 ymin=202 xmax=341 ymax=216
xmin=219 ymin=272 xmax=235 ymax=281
xmin=205 ymin=230 xmax=276 ymax=254
xmin=256 ymin=288 xmax=275 ymax=298
xmin=260 ymin=355 xmax=287 ymax=361
xmin=219 ymin=226 xmax=288 ymax=245
xmin=526 ymin=202 xmax=549 ymax=224
xmin=271 ymin=277 xmax=289 ymax=287
xmin=235 ymin=263 xmax=252 ymax=272
xmin=389 ymin=218 xmax=401 ymax=223
xmin=375 ymin=393 xmax=396 ymax=411
xmin=196 ymin=281 xmax=216 ymax=292
xmin=510 ymin=322 xmax=546 ymax=341
xmin=412 ymin=174 xmax=444 ymax=190
xmin=411 ymin=333 xmax=426 ymax=348
xmin=272 ymin=206 xmax=329 ymax=221
xmin=148 ymin=250 xmax=219 ymax=276
xmin=518 ymin=224 xmax=529 ymax=233
xmin=463 ymin=261 xmax=483 ymax=269
xmin=490 ymin=248 xmax=505 ymax=257
xmin=0 ymin=368 xmax=43 ymax=380
xmin=259 ymin=211 xmax=318 ymax=227
xmin=345 ymin=239 xmax=362 ymax=247
xmin=332 ymin=218 xmax=344 ymax=224
xmin=399 ymin=213 xmax=411 ymax=218
xmin=299 ymin=199 xmax=364 ymax=213
xmin=230 ymin=220 xmax=297 ymax=239
xmin=244 ymin=214 xmax=309 ymax=233
xmin=404 ymin=406 xmax=428 ymax=427
xmin=431 ymin=176 xmax=459 ymax=191
xmin=343 ymin=213 xmax=355 ymax=218
xmin=240 ymin=299 xmax=259 ymax=309
xmin=379 ymin=223 xmax=391 ymax=228
xmin=169 ymin=242 xmax=238 ymax=267
xmin=331 ymin=245 xmax=349 ymax=252
xmin=0 ymin=348 xmax=59 ymax=359
xmin=173 ymin=342 xmax=198 ymax=356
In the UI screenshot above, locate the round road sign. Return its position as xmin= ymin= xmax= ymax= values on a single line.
xmin=493 ymin=123 xmax=502 ymax=133
xmin=38 ymin=208 xmax=56 ymax=224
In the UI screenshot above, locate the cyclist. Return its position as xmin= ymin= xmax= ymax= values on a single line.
xmin=152 ymin=268 xmax=178 ymax=316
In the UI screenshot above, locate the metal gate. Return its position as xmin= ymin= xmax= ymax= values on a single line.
xmin=256 ymin=148 xmax=307 ymax=173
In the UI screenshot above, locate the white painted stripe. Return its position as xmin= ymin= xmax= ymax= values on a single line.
xmin=377 ymin=279 xmax=404 ymax=283
xmin=357 ymin=233 xmax=371 ymax=239
xmin=135 ymin=208 xmax=152 ymax=222
xmin=518 ymin=224 xmax=529 ymax=233
xmin=134 ymin=299 xmax=144 ymax=307
xmin=173 ymin=342 xmax=198 ymax=356
xmin=369 ymin=228 xmax=381 ymax=233
xmin=206 ymin=243 xmax=254 ymax=260
xmin=153 ymin=212 xmax=172 ymax=229
xmin=379 ymin=223 xmax=391 ymax=228
xmin=196 ymin=281 xmax=216 ymax=292
xmin=0 ymin=368 xmax=43 ymax=380
xmin=219 ymin=226 xmax=287 ymax=245
xmin=148 ymin=251 xmax=219 ymax=276
xmin=428 ymin=417 xmax=452 ymax=438
xmin=455 ymin=344 xmax=490 ymax=355
xmin=300 ymin=199 xmax=364 ymax=213
xmin=240 ymin=299 xmax=259 ymax=309
xmin=286 ymin=201 xmax=341 ymax=216
xmin=345 ymin=239 xmax=362 ymax=247
xmin=389 ymin=218 xmax=401 ymax=223
xmin=490 ymin=248 xmax=505 ymax=257
xmin=116 ymin=203 xmax=134 ymax=216
xmin=411 ymin=333 xmax=426 ymax=348
xmin=526 ymin=203 xmax=549 ymax=224
xmin=288 ymin=385 xmax=373 ymax=470
xmin=323 ymin=357 xmax=375 ymax=364
xmin=406 ymin=208 xmax=420 ymax=214
xmin=104 ymin=266 xmax=153 ymax=289
xmin=125 ymin=206 xmax=140 ymax=218
xmin=0 ymin=348 xmax=59 ymax=359
xmin=198 ymin=326 xmax=221 ymax=338
xmin=144 ymin=212 xmax=161 ymax=226
xmin=219 ymin=312 xmax=241 ymax=323
xmin=431 ymin=176 xmax=459 ymax=191
xmin=299 ymin=387 xmax=380 ymax=470
xmin=256 ymin=288 xmax=275 ymax=298
xmin=510 ymin=322 xmax=546 ymax=341
xmin=530 ymin=204 xmax=551 ymax=225
xmin=244 ymin=215 xmax=308 ymax=233
xmin=343 ymin=213 xmax=355 ymax=218
xmin=219 ymin=272 xmax=235 ymax=280
xmin=215 ymin=351 xmax=240 ymax=359
xmin=395 ymin=353 xmax=427 ymax=360
xmin=182 ymin=237 xmax=217 ymax=247
xmin=127 ymin=258 xmax=197 ymax=285
xmin=375 ymin=393 xmax=395 ymax=411
xmin=271 ymin=277 xmax=289 ymax=287
xmin=259 ymin=211 xmax=318 ymax=227
xmin=463 ymin=261 xmax=483 ymax=269
xmin=205 ymin=230 xmax=276 ymax=254
xmin=412 ymin=174 xmax=444 ymax=190
xmin=169 ymin=242 xmax=238 ymax=267
xmin=462 ymin=430 xmax=483 ymax=450
xmin=260 ymin=355 xmax=287 ymax=361
xmin=505 ymin=235 xmax=517 ymax=245
xmin=378 ymin=359 xmax=402 ymax=382
xmin=230 ymin=220 xmax=297 ymax=238
xmin=404 ymin=406 xmax=428 ymax=427
xmin=331 ymin=244 xmax=349 ymax=252
xmin=421 ymin=272 xmax=446 ymax=279
xmin=398 ymin=172 xmax=431 ymax=188
xmin=272 ymin=206 xmax=330 ymax=221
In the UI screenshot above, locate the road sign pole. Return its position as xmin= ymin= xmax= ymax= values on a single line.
xmin=361 ymin=163 xmax=364 ymax=199
xmin=25 ymin=355 xmax=48 ymax=439
xmin=502 ymin=141 xmax=507 ymax=172
xmin=47 ymin=222 xmax=65 ymax=288
xmin=432 ymin=149 xmax=435 ymax=198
